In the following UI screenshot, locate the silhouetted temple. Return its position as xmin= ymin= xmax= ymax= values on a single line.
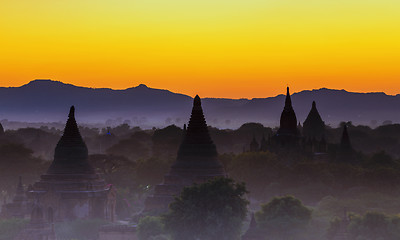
xmin=1 ymin=177 xmax=29 ymax=218
xmin=145 ymin=95 xmax=226 ymax=211
xmin=259 ymin=135 xmax=267 ymax=152
xmin=242 ymin=213 xmax=262 ymax=240
xmin=29 ymin=106 xmax=115 ymax=221
xmin=249 ymin=136 xmax=259 ymax=152
xmin=272 ymin=87 xmax=299 ymax=148
xmin=0 ymin=122 xmax=4 ymax=135
xmin=340 ymin=125 xmax=352 ymax=152
xmin=15 ymin=203 xmax=56 ymax=240
xmin=336 ymin=124 xmax=354 ymax=161
xmin=303 ymin=101 xmax=325 ymax=140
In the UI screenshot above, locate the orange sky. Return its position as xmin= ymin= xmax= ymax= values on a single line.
xmin=0 ymin=0 xmax=399 ymax=98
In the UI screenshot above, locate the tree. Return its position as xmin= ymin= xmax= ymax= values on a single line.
xmin=164 ymin=177 xmax=249 ymax=240
xmin=137 ymin=216 xmax=166 ymax=240
xmin=348 ymin=212 xmax=400 ymax=240
xmin=255 ymin=195 xmax=312 ymax=240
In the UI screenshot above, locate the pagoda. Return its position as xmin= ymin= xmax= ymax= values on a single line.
xmin=1 ymin=177 xmax=29 ymax=218
xmin=303 ymin=101 xmax=325 ymax=140
xmin=336 ymin=124 xmax=355 ymax=162
xmin=29 ymin=106 xmax=115 ymax=221
xmin=14 ymin=203 xmax=57 ymax=240
xmin=272 ymin=87 xmax=299 ymax=148
xmin=145 ymin=95 xmax=226 ymax=211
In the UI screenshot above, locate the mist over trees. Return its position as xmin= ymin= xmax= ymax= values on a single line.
xmin=2 ymin=121 xmax=400 ymax=239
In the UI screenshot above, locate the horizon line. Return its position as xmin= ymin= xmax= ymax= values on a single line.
xmin=1 ymin=79 xmax=397 ymax=100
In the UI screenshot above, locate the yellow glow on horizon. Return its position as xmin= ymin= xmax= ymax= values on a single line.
xmin=0 ymin=0 xmax=399 ymax=98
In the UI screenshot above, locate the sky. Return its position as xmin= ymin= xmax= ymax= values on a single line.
xmin=0 ymin=0 xmax=399 ymax=99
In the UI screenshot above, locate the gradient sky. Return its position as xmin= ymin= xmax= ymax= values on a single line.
xmin=0 ymin=0 xmax=399 ymax=98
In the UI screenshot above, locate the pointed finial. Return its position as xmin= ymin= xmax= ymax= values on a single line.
xmin=284 ymin=87 xmax=292 ymax=109
xmin=69 ymin=106 xmax=75 ymax=118
xmin=312 ymin=101 xmax=316 ymax=109
xmin=194 ymin=95 xmax=201 ymax=106
xmin=183 ymin=124 xmax=187 ymax=131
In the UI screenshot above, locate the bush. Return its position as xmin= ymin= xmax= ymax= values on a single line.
xmin=256 ymin=195 xmax=312 ymax=239
xmin=137 ymin=216 xmax=165 ymax=240
xmin=55 ymin=219 xmax=107 ymax=240
xmin=164 ymin=177 xmax=249 ymax=240
xmin=0 ymin=218 xmax=28 ymax=240
xmin=348 ymin=212 xmax=400 ymax=240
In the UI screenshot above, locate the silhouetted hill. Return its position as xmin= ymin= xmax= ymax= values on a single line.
xmin=1 ymin=80 xmax=399 ymax=128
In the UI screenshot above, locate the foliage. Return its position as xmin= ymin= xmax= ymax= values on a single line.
xmin=255 ymin=195 xmax=312 ymax=240
xmin=0 ymin=218 xmax=28 ymax=240
xmin=164 ymin=177 xmax=249 ymax=240
xmin=348 ymin=212 xmax=400 ymax=240
xmin=0 ymin=142 xmax=47 ymax=195
xmin=135 ymin=157 xmax=174 ymax=188
xmin=55 ymin=219 xmax=108 ymax=240
xmin=137 ymin=216 xmax=166 ymax=240
xmin=326 ymin=217 xmax=342 ymax=240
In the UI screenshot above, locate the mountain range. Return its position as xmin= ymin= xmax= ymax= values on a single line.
xmin=1 ymin=79 xmax=399 ymax=129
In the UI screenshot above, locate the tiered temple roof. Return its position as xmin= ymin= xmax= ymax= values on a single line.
xmin=145 ymin=95 xmax=226 ymax=211
xmin=30 ymin=106 xmax=114 ymax=221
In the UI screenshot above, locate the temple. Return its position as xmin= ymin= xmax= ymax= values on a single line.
xmin=249 ymin=135 xmax=260 ymax=152
xmin=242 ymin=213 xmax=261 ymax=240
xmin=340 ymin=125 xmax=352 ymax=152
xmin=271 ymin=87 xmax=300 ymax=148
xmin=14 ymin=203 xmax=57 ymax=240
xmin=28 ymin=106 xmax=116 ymax=221
xmin=303 ymin=101 xmax=325 ymax=140
xmin=1 ymin=177 xmax=29 ymax=218
xmin=145 ymin=95 xmax=226 ymax=211
xmin=0 ymin=122 xmax=4 ymax=135
xmin=336 ymin=124 xmax=355 ymax=162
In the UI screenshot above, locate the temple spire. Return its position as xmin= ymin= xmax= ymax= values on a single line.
xmin=69 ymin=105 xmax=75 ymax=118
xmin=284 ymin=87 xmax=292 ymax=110
xmin=0 ymin=122 xmax=4 ymax=135
xmin=174 ymin=95 xmax=220 ymax=166
xmin=340 ymin=124 xmax=352 ymax=151
xmin=183 ymin=95 xmax=213 ymax=145
xmin=277 ymin=86 xmax=298 ymax=137
xmin=47 ymin=106 xmax=94 ymax=174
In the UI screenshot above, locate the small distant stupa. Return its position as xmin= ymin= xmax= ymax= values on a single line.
xmin=249 ymin=135 xmax=259 ymax=152
xmin=29 ymin=106 xmax=116 ymax=221
xmin=0 ymin=122 xmax=4 ymax=135
xmin=1 ymin=177 xmax=29 ymax=218
xmin=340 ymin=124 xmax=352 ymax=152
xmin=303 ymin=101 xmax=325 ymax=140
xmin=14 ymin=203 xmax=57 ymax=240
xmin=145 ymin=95 xmax=226 ymax=211
xmin=336 ymin=124 xmax=355 ymax=162
xmin=242 ymin=213 xmax=262 ymax=240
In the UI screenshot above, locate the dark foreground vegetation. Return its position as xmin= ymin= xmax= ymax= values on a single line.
xmin=2 ymin=122 xmax=400 ymax=239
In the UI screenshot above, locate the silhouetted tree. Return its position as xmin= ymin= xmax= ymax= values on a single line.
xmin=164 ymin=178 xmax=249 ymax=240
xmin=256 ymin=196 xmax=312 ymax=240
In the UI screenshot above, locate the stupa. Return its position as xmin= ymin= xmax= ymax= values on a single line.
xmin=29 ymin=106 xmax=115 ymax=221
xmin=145 ymin=95 xmax=226 ymax=211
